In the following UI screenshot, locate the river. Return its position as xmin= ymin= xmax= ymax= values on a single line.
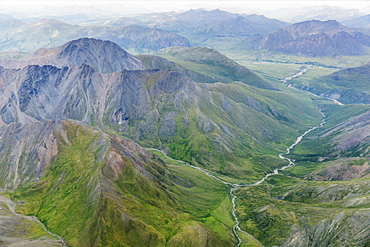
xmin=147 ymin=67 xmax=327 ymax=247
xmin=147 ymin=111 xmax=324 ymax=247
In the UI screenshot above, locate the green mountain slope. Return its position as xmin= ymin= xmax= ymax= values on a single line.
xmin=231 ymin=101 xmax=370 ymax=246
xmin=7 ymin=120 xmax=235 ymax=246
xmin=292 ymin=64 xmax=370 ymax=104
xmin=157 ymin=46 xmax=274 ymax=89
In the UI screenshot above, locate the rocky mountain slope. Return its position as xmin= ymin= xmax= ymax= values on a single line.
xmin=241 ymin=20 xmax=370 ymax=57
xmin=0 ymin=38 xmax=321 ymax=181
xmin=0 ymin=19 xmax=190 ymax=53
xmin=1 ymin=37 xmax=352 ymax=246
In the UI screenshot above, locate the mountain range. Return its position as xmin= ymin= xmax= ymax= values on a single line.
xmin=0 ymin=19 xmax=190 ymax=53
xmin=2 ymin=6 xmax=370 ymax=247
xmin=107 ymin=9 xmax=288 ymax=38
xmin=241 ymin=20 xmax=370 ymax=57
xmin=0 ymin=37 xmax=326 ymax=246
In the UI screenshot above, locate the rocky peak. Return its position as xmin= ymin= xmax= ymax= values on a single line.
xmin=0 ymin=38 xmax=143 ymax=73
xmin=56 ymin=38 xmax=143 ymax=73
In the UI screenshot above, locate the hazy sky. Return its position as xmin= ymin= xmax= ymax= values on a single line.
xmin=1 ymin=0 xmax=369 ymax=18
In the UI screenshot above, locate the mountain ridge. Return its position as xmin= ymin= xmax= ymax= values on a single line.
xmin=0 ymin=19 xmax=191 ymax=53
xmin=241 ymin=20 xmax=370 ymax=56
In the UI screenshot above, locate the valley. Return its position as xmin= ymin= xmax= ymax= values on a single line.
xmin=0 ymin=2 xmax=370 ymax=246
xmin=147 ymin=68 xmax=327 ymax=247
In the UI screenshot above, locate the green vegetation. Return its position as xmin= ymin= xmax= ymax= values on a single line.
xmin=290 ymin=64 xmax=370 ymax=104
xmin=235 ymin=175 xmax=370 ymax=246
xmin=221 ymin=48 xmax=370 ymax=69
xmin=10 ymin=121 xmax=235 ymax=247
xmin=158 ymin=46 xmax=273 ymax=89
xmin=0 ymin=196 xmax=59 ymax=246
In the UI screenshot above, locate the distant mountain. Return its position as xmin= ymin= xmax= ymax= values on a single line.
xmin=345 ymin=14 xmax=370 ymax=34
xmin=345 ymin=14 xmax=370 ymax=28
xmin=241 ymin=20 xmax=370 ymax=57
xmin=0 ymin=13 xmax=25 ymax=31
xmin=108 ymin=9 xmax=288 ymax=38
xmin=0 ymin=19 xmax=190 ymax=53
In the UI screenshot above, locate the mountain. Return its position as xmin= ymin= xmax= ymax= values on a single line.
xmin=0 ymin=38 xmax=320 ymax=180
xmin=157 ymin=46 xmax=274 ymax=89
xmin=0 ymin=13 xmax=25 ymax=31
xmin=0 ymin=38 xmax=143 ymax=73
xmin=241 ymin=20 xmax=370 ymax=57
xmin=0 ymin=37 xmax=328 ymax=246
xmin=0 ymin=19 xmax=190 ymax=53
xmin=107 ymin=9 xmax=288 ymax=39
xmin=91 ymin=25 xmax=190 ymax=53
xmin=136 ymin=54 xmax=220 ymax=84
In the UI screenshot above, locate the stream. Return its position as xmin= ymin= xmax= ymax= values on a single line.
xmin=147 ymin=67 xmax=327 ymax=247
xmin=147 ymin=113 xmax=324 ymax=247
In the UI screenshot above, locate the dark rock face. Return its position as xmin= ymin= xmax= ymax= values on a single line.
xmin=241 ymin=20 xmax=370 ymax=56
